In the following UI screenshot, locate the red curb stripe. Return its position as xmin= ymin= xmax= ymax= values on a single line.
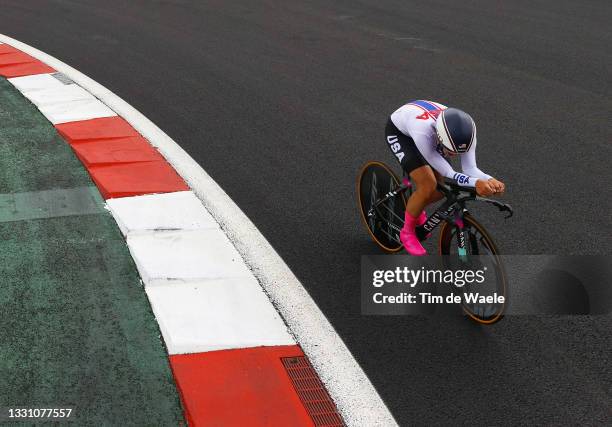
xmin=57 ymin=116 xmax=139 ymax=141
xmin=67 ymin=136 xmax=166 ymax=168
xmin=0 ymin=45 xmax=55 ymax=77
xmin=170 ymin=346 xmax=320 ymax=427
xmin=56 ymin=117 xmax=188 ymax=199
xmin=88 ymin=161 xmax=189 ymax=199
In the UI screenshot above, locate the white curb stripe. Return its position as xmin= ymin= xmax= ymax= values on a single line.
xmin=146 ymin=277 xmax=296 ymax=355
xmin=8 ymin=72 xmax=116 ymax=124
xmin=40 ymin=99 xmax=116 ymax=124
xmin=9 ymin=73 xmax=65 ymax=92
xmin=106 ymin=191 xmax=218 ymax=235
xmin=0 ymin=33 xmax=398 ymax=427
xmin=109 ymin=191 xmax=295 ymax=354
xmin=127 ymin=229 xmax=253 ymax=284
xmin=21 ymin=84 xmax=94 ymax=106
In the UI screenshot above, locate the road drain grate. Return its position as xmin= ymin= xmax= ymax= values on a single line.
xmin=282 ymin=356 xmax=345 ymax=427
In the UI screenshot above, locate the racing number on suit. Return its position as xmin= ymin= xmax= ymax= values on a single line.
xmin=415 ymin=110 xmax=441 ymax=120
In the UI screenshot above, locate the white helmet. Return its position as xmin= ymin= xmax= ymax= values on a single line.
xmin=435 ymin=108 xmax=476 ymax=154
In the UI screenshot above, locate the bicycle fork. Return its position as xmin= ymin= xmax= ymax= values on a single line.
xmin=454 ymin=211 xmax=468 ymax=260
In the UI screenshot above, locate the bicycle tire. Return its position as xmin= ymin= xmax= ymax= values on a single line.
xmin=438 ymin=214 xmax=506 ymax=324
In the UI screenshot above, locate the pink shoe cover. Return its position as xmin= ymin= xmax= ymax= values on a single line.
xmin=400 ymin=213 xmax=427 ymax=256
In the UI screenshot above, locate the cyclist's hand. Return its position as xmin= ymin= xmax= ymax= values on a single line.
xmin=476 ymin=179 xmax=496 ymax=196
xmin=488 ymin=178 xmax=505 ymax=194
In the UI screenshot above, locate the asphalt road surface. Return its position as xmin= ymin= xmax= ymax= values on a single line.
xmin=2 ymin=1 xmax=611 ymax=424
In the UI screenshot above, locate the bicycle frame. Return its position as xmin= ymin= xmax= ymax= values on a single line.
xmin=368 ymin=178 xmax=513 ymax=253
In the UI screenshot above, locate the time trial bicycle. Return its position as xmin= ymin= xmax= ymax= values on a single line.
xmin=357 ymin=161 xmax=513 ymax=324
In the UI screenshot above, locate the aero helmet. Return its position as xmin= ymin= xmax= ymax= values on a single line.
xmin=435 ymin=108 xmax=476 ymax=154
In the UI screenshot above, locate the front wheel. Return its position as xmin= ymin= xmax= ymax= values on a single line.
xmin=438 ymin=214 xmax=507 ymax=324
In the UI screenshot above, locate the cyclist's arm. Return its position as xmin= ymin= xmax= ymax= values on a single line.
xmin=459 ymin=136 xmax=492 ymax=180
xmin=412 ymin=132 xmax=478 ymax=187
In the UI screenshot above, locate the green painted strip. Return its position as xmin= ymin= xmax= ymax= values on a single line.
xmin=0 ymin=186 xmax=104 ymax=223
xmin=0 ymin=76 xmax=184 ymax=424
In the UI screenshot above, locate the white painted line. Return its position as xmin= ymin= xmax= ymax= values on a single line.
xmin=8 ymin=73 xmax=64 ymax=92
xmin=127 ymin=229 xmax=252 ymax=285
xmin=146 ymin=277 xmax=295 ymax=355
xmin=0 ymin=33 xmax=398 ymax=426
xmin=106 ymin=191 xmax=218 ymax=236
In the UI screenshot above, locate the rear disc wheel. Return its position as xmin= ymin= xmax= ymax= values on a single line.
xmin=357 ymin=161 xmax=407 ymax=252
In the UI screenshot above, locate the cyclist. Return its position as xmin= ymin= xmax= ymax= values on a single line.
xmin=385 ymin=100 xmax=505 ymax=256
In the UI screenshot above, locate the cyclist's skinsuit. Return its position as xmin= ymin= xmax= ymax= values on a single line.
xmin=385 ymin=100 xmax=491 ymax=187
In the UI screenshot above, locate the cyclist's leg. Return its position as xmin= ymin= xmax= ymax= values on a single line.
xmin=384 ymin=118 xmax=430 ymax=255
xmin=406 ymin=165 xmax=438 ymax=217
xmin=427 ymin=170 xmax=445 ymax=202
xmin=385 ymin=117 xmax=442 ymax=199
